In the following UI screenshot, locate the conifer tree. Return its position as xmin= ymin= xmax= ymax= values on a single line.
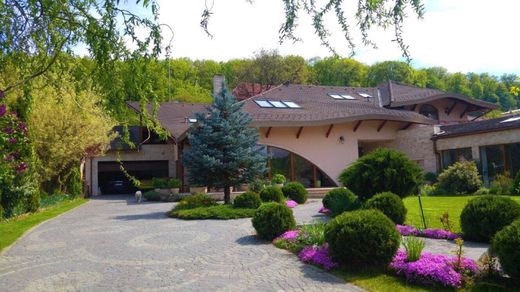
xmin=182 ymin=85 xmax=266 ymax=203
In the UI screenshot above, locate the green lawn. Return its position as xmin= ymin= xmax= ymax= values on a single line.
xmin=0 ymin=198 xmax=87 ymax=252
xmin=403 ymin=196 xmax=520 ymax=233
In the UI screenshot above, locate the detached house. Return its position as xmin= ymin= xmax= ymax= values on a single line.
xmin=84 ymin=77 xmax=520 ymax=195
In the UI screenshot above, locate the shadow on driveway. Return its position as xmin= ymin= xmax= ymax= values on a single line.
xmin=112 ymin=211 xmax=170 ymax=221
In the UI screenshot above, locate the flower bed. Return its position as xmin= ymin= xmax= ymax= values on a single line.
xmin=396 ymin=224 xmax=461 ymax=240
xmin=390 ymin=250 xmax=479 ymax=288
xmin=318 ymin=206 xmax=330 ymax=214
xmin=286 ymin=200 xmax=298 ymax=208
xmin=298 ymin=244 xmax=337 ymax=270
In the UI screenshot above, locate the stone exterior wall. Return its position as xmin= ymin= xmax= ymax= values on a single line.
xmin=85 ymin=144 xmax=177 ymax=196
xmin=361 ymin=124 xmax=438 ymax=173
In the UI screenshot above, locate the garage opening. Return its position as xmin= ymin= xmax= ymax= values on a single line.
xmin=98 ymin=160 xmax=169 ymax=194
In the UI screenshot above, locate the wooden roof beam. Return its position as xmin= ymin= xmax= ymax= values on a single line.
xmin=265 ymin=127 xmax=272 ymax=138
xmin=377 ymin=120 xmax=388 ymax=132
xmin=296 ymin=126 xmax=303 ymax=139
xmin=460 ymin=104 xmax=470 ymax=118
xmin=353 ymin=120 xmax=362 ymax=132
xmin=446 ymin=101 xmax=458 ymax=116
xmin=326 ymin=124 xmax=334 ymax=138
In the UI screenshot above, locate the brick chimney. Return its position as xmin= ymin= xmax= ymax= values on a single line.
xmin=212 ymin=75 xmax=225 ymax=96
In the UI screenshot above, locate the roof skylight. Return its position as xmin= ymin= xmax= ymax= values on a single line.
xmin=358 ymin=92 xmax=372 ymax=98
xmin=328 ymin=93 xmax=356 ymax=100
xmin=500 ymin=116 xmax=520 ymax=123
xmin=188 ymin=118 xmax=197 ymax=123
xmin=270 ymin=101 xmax=288 ymax=108
xmin=283 ymin=101 xmax=301 ymax=108
xmin=255 ymin=100 xmax=273 ymax=108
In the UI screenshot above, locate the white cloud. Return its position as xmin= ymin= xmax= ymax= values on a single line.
xmin=155 ymin=0 xmax=519 ymax=75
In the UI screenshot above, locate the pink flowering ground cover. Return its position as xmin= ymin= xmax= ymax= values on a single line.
xmin=390 ymin=250 xmax=479 ymax=288
xmin=318 ymin=206 xmax=330 ymax=214
xmin=298 ymin=244 xmax=337 ymax=270
xmin=396 ymin=224 xmax=461 ymax=240
xmin=286 ymin=200 xmax=298 ymax=208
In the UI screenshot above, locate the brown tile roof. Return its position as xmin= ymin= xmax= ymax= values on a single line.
xmin=433 ymin=114 xmax=520 ymax=139
xmin=377 ymin=80 xmax=498 ymax=110
xmin=242 ymin=84 xmax=435 ymax=127
xmin=126 ymin=101 xmax=207 ymax=139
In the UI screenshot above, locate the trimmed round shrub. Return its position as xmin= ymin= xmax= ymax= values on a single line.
xmin=325 ymin=209 xmax=401 ymax=268
xmin=461 ymin=196 xmax=520 ymax=242
xmin=259 ymin=186 xmax=284 ymax=203
xmin=364 ymin=192 xmax=406 ymax=224
xmin=492 ymin=219 xmax=520 ymax=279
xmin=511 ymin=171 xmax=520 ymax=196
xmin=322 ymin=188 xmax=361 ymax=217
xmin=339 ymin=148 xmax=423 ymax=201
xmin=252 ymin=202 xmax=296 ymax=240
xmin=271 ymin=174 xmax=286 ymax=185
xmin=175 ymin=193 xmax=215 ymax=210
xmin=233 ymin=191 xmax=261 ymax=209
xmin=437 ymin=161 xmax=482 ymax=195
xmin=282 ymin=182 xmax=307 ymax=204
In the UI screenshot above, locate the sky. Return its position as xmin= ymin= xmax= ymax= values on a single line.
xmin=125 ymin=0 xmax=520 ymax=75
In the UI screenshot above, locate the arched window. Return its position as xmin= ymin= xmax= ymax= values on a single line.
xmin=419 ymin=104 xmax=439 ymax=120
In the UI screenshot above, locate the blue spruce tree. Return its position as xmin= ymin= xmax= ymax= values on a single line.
xmin=182 ymin=84 xmax=266 ymax=203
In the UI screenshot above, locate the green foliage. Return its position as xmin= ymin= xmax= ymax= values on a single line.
xmin=311 ymin=57 xmax=367 ymax=86
xmin=249 ymin=178 xmax=270 ymax=193
xmin=65 ymin=167 xmax=83 ymax=198
xmin=339 ymin=148 xmax=423 ymax=200
xmin=322 ymin=188 xmax=361 ymax=217
xmin=173 ymin=193 xmax=216 ymax=210
xmin=460 ymin=196 xmax=520 ymax=242
xmin=437 ymin=161 xmax=482 ymax=195
xmin=166 ymin=178 xmax=182 ymax=188
xmin=252 ymin=202 xmax=296 ymax=240
xmin=366 ymin=61 xmax=414 ymax=86
xmin=297 ymin=222 xmax=326 ymax=247
xmin=510 ymin=171 xmax=520 ymax=196
xmin=424 ymin=172 xmax=438 ymax=183
xmin=282 ymin=182 xmax=307 ymax=204
xmin=169 ymin=205 xmax=256 ymax=220
xmin=260 ymin=186 xmax=284 ymax=203
xmin=152 ymin=178 xmax=168 ymax=189
xmin=25 ymin=192 xmax=40 ymax=213
xmin=182 ymin=86 xmax=266 ymax=203
xmin=325 ymin=209 xmax=401 ymax=268
xmin=402 ymin=237 xmax=425 ymax=262
xmin=473 ymin=187 xmax=490 ymax=196
xmin=492 ymin=219 xmax=520 ymax=279
xmin=271 ymin=174 xmax=287 ymax=185
xmin=143 ymin=190 xmax=161 ymax=201
xmin=40 ymin=194 xmax=73 ymax=208
xmin=490 ymin=173 xmax=512 ymax=195
xmin=233 ymin=191 xmax=261 ymax=209
xmin=364 ymin=192 xmax=407 ymax=224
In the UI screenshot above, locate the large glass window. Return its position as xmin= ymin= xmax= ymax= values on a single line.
xmin=505 ymin=143 xmax=520 ymax=177
xmin=419 ymin=104 xmax=439 ymax=120
xmin=441 ymin=147 xmax=472 ymax=169
xmin=264 ymin=145 xmax=336 ymax=187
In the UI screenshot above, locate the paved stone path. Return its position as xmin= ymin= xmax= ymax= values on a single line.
xmin=0 ymin=197 xmax=361 ymax=292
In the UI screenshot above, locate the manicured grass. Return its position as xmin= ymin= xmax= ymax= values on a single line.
xmin=0 ymin=198 xmax=87 ymax=252
xmin=169 ymin=204 xmax=256 ymax=220
xmin=403 ymin=196 xmax=520 ymax=233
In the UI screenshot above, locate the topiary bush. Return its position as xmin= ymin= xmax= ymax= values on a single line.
xmin=460 ymin=196 xmax=520 ymax=242
xmin=322 ymin=188 xmax=361 ymax=217
xmin=492 ymin=219 xmax=520 ymax=279
xmin=174 ymin=193 xmax=216 ymax=210
xmin=233 ymin=191 xmax=261 ymax=209
xmin=489 ymin=173 xmax=512 ymax=195
xmin=325 ymin=209 xmax=401 ymax=268
xmin=437 ymin=161 xmax=482 ymax=195
xmin=143 ymin=190 xmax=161 ymax=201
xmin=339 ymin=148 xmax=423 ymax=201
xmin=282 ymin=182 xmax=308 ymax=204
xmin=271 ymin=174 xmax=286 ymax=185
xmin=252 ymin=202 xmax=296 ymax=240
xmin=259 ymin=186 xmax=284 ymax=203
xmin=511 ymin=171 xmax=520 ymax=196
xmin=364 ymin=192 xmax=407 ymax=224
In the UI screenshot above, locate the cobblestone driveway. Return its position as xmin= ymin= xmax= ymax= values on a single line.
xmin=0 ymin=196 xmax=361 ymax=291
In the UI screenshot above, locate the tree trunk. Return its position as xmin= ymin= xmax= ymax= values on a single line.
xmin=224 ymin=186 xmax=231 ymax=204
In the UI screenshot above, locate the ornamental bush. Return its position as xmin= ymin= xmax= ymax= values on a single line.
xmin=489 ymin=173 xmax=512 ymax=195
xmin=492 ymin=219 xmax=520 ymax=279
xmin=322 ymin=188 xmax=361 ymax=217
xmin=511 ymin=171 xmax=520 ymax=196
xmin=252 ymin=202 xmax=296 ymax=240
xmin=174 ymin=193 xmax=216 ymax=210
xmin=437 ymin=161 xmax=482 ymax=195
xmin=259 ymin=186 xmax=284 ymax=203
xmin=460 ymin=196 xmax=520 ymax=242
xmin=282 ymin=182 xmax=307 ymax=204
xmin=364 ymin=192 xmax=407 ymax=224
xmin=271 ymin=174 xmax=286 ymax=185
xmin=233 ymin=191 xmax=261 ymax=209
xmin=339 ymin=148 xmax=423 ymax=200
xmin=325 ymin=209 xmax=401 ymax=268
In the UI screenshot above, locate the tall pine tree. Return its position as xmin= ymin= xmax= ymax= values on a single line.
xmin=182 ymin=85 xmax=266 ymax=203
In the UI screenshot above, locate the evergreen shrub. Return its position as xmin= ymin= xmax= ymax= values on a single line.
xmin=252 ymin=202 xmax=296 ymax=240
